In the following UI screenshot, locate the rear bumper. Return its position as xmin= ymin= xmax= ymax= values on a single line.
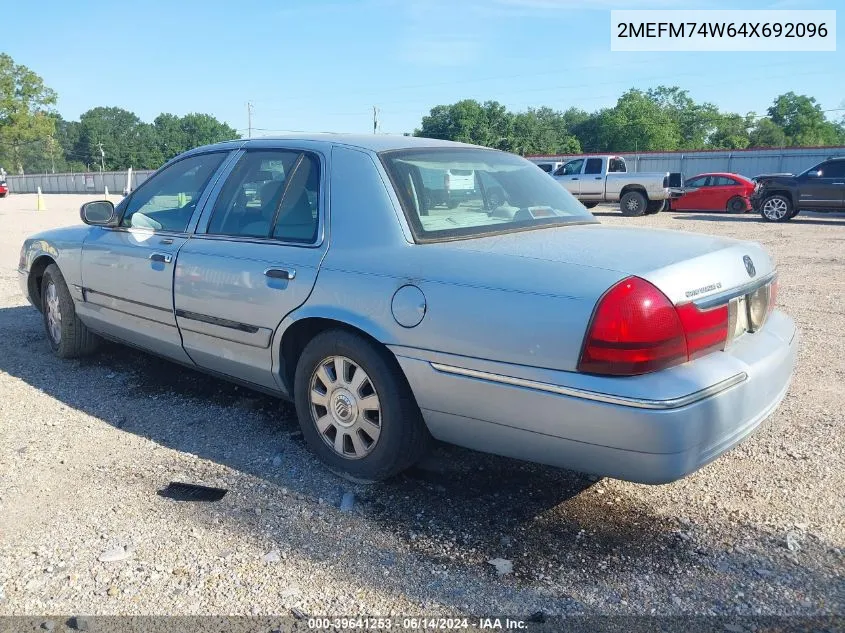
xmin=393 ymin=310 xmax=798 ymax=484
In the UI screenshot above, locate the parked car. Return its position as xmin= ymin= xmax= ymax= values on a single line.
xmin=551 ymin=155 xmax=681 ymax=215
xmin=0 ymin=182 xmax=8 ymax=198
xmin=18 ymin=135 xmax=797 ymax=484
xmin=752 ymin=157 xmax=845 ymax=222
xmin=671 ymin=173 xmax=755 ymax=213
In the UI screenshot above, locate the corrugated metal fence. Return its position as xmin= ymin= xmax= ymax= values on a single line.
xmin=528 ymin=146 xmax=845 ymax=178
xmin=5 ymin=170 xmax=155 ymax=194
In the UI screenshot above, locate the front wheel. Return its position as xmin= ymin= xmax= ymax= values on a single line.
xmin=759 ymin=194 xmax=793 ymax=222
xmin=294 ymin=329 xmax=431 ymax=482
xmin=619 ymin=191 xmax=647 ymax=217
xmin=40 ymin=264 xmax=100 ymax=358
xmin=582 ymin=202 xmax=599 ymax=209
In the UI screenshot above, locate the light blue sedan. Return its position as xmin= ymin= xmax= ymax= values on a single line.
xmin=18 ymin=135 xmax=798 ymax=484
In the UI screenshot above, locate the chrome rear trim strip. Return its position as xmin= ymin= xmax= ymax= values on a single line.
xmin=694 ymin=272 xmax=776 ymax=310
xmin=429 ymin=363 xmax=747 ymax=410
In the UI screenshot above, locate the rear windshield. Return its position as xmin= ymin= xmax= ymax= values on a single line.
xmin=380 ymin=148 xmax=595 ymax=242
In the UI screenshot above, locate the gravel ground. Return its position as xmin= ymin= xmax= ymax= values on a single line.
xmin=0 ymin=194 xmax=842 ymax=618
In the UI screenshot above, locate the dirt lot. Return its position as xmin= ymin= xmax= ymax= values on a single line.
xmin=0 ymin=194 xmax=842 ymax=618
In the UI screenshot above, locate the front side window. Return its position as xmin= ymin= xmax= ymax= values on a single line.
xmin=685 ymin=176 xmax=708 ymax=188
xmin=819 ymin=161 xmax=845 ymax=178
xmin=584 ymin=158 xmax=603 ymax=175
xmin=381 ymin=148 xmax=596 ymax=242
xmin=559 ymin=159 xmax=584 ymax=176
xmin=206 ymin=150 xmax=321 ymax=243
xmin=121 ymin=152 xmax=226 ymax=232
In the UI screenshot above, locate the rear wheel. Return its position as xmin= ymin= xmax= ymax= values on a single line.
xmin=759 ymin=194 xmax=793 ymax=222
xmin=619 ymin=191 xmax=647 ymax=217
xmin=40 ymin=264 xmax=100 ymax=358
xmin=294 ymin=329 xmax=431 ymax=482
xmin=582 ymin=202 xmax=599 ymax=209
xmin=726 ymin=196 xmax=747 ymax=214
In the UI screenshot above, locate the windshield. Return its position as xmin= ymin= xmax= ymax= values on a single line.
xmin=380 ymin=148 xmax=595 ymax=242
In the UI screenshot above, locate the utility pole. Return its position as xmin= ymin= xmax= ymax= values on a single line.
xmin=373 ymin=106 xmax=380 ymax=134
xmin=247 ymin=102 xmax=254 ymax=138
xmin=48 ymin=136 xmax=56 ymax=174
xmin=97 ymin=142 xmax=105 ymax=173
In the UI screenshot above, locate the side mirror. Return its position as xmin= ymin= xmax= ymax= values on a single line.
xmin=80 ymin=200 xmax=117 ymax=226
xmin=805 ymin=170 xmax=822 ymax=178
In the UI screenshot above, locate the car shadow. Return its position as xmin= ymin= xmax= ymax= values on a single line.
xmin=672 ymin=212 xmax=845 ymax=226
xmin=1 ymin=303 xmax=839 ymax=614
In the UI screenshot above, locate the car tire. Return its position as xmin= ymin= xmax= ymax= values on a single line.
xmin=40 ymin=263 xmax=100 ymax=358
xmin=726 ymin=196 xmax=747 ymax=214
xmin=293 ymin=329 xmax=431 ymax=482
xmin=789 ymin=208 xmax=801 ymax=219
xmin=0 ymin=192 xmax=7 ymax=198
xmin=582 ymin=202 xmax=599 ymax=209
xmin=646 ymin=200 xmax=666 ymax=214
xmin=759 ymin=194 xmax=793 ymax=222
xmin=620 ymin=191 xmax=647 ymax=217
xmin=446 ymin=197 xmax=459 ymax=209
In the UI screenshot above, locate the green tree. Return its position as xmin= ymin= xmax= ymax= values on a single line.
xmin=591 ymin=89 xmax=681 ymax=152
xmin=709 ymin=113 xmax=753 ymax=149
xmin=647 ymin=86 xmax=719 ymax=149
xmin=415 ymin=99 xmax=514 ymax=149
xmin=748 ymin=118 xmax=788 ymax=147
xmin=767 ymin=92 xmax=844 ymax=146
xmin=0 ymin=53 xmax=58 ymax=174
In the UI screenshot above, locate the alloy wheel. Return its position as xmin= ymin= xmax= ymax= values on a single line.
xmin=762 ymin=197 xmax=789 ymax=220
xmin=309 ymin=355 xmax=382 ymax=460
xmin=45 ymin=281 xmax=62 ymax=344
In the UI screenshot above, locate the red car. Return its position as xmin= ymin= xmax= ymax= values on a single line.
xmin=0 ymin=182 xmax=8 ymax=198
xmin=671 ymin=172 xmax=755 ymax=213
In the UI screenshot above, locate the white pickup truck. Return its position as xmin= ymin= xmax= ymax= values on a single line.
xmin=551 ymin=155 xmax=681 ymax=216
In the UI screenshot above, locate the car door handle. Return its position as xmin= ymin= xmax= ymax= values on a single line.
xmin=264 ymin=268 xmax=295 ymax=281
xmin=149 ymin=252 xmax=172 ymax=264
xmin=595 ymin=177 xmax=602 ymax=180
xmin=571 ymin=177 xmax=579 ymax=180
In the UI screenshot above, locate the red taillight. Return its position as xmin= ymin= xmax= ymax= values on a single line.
xmin=676 ymin=302 xmax=728 ymax=359
xmin=578 ymin=277 xmax=729 ymax=376
xmin=768 ymin=277 xmax=778 ymax=316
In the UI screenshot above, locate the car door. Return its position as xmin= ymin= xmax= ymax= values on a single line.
xmin=798 ymin=160 xmax=845 ymax=209
xmin=78 ymin=151 xmax=233 ymax=362
xmin=578 ymin=157 xmax=605 ymax=200
xmin=677 ymin=175 xmax=709 ymax=209
xmin=705 ymin=176 xmax=736 ymax=210
xmin=173 ymin=147 xmax=327 ymax=392
xmin=554 ymin=159 xmax=584 ymax=195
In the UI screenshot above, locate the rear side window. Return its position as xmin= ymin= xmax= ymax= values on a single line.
xmin=608 ymin=158 xmax=626 ymax=173
xmin=584 ymin=158 xmax=603 ymax=175
xmin=206 ymin=150 xmax=320 ymax=243
xmin=712 ymin=176 xmax=736 ymax=186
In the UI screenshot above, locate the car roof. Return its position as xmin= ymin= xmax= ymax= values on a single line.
xmin=191 ymin=134 xmax=485 ymax=155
